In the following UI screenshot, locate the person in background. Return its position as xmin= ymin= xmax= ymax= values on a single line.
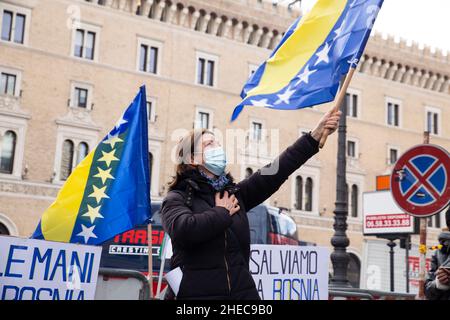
xmin=425 ymin=207 xmax=450 ymax=300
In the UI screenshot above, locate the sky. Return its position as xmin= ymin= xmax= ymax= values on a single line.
xmin=299 ymin=0 xmax=450 ymax=54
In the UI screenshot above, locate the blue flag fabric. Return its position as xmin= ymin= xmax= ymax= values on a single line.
xmin=231 ymin=0 xmax=384 ymax=121
xmin=32 ymin=86 xmax=151 ymax=245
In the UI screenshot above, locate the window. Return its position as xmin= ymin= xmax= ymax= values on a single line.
xmin=60 ymin=140 xmax=74 ymax=181
xmin=347 ymin=140 xmax=356 ymax=158
xmin=304 ymin=177 xmax=313 ymax=212
xmin=294 ymin=176 xmax=303 ymax=210
xmin=72 ymin=23 xmax=100 ymax=61
xmin=294 ymin=175 xmax=314 ymax=212
xmin=198 ymin=112 xmax=209 ymax=129
xmin=0 ymin=72 xmax=16 ymax=96
xmin=149 ymin=152 xmax=153 ymax=190
xmin=0 ymin=130 xmax=16 ymax=174
xmin=76 ymin=142 xmax=89 ymax=166
xmin=428 ymin=211 xmax=442 ymax=229
xmin=194 ymin=107 xmax=213 ymax=130
xmin=59 ymin=139 xmax=90 ymax=181
xmin=146 ymin=98 xmax=157 ymax=122
xmin=251 ymin=121 xmax=263 ymax=142
xmin=0 ymin=3 xmax=29 ymax=45
xmin=386 ymin=98 xmax=401 ymax=127
xmin=425 ymin=107 xmax=441 ymax=136
xmin=347 ymin=179 xmax=363 ymax=219
xmin=0 ymin=222 xmax=9 ymax=235
xmin=74 ymin=87 xmax=88 ymax=108
xmin=139 ymin=44 xmax=158 ymax=74
xmin=388 ymin=147 xmax=399 ymax=165
xmin=291 ymin=167 xmax=320 ymax=215
xmin=137 ymin=38 xmax=162 ymax=75
xmin=1 ymin=11 xmax=12 ymax=42
xmin=350 ymin=184 xmax=359 ymax=218
xmin=347 ymin=253 xmax=361 ymax=288
xmin=196 ymin=52 xmax=218 ymax=87
xmin=74 ymin=29 xmax=95 ymax=60
xmin=345 ymin=91 xmax=359 ymax=118
xmin=148 ymin=142 xmax=162 ymax=197
xmin=70 ymin=82 xmax=93 ymax=110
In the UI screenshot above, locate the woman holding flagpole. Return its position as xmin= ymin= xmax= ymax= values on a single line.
xmin=160 ymin=109 xmax=341 ymax=300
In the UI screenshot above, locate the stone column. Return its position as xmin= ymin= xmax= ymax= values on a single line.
xmin=166 ymin=4 xmax=178 ymax=24
xmin=419 ymin=72 xmax=430 ymax=88
xmin=222 ymin=19 xmax=233 ymax=39
xmin=386 ymin=64 xmax=398 ymax=81
xmin=394 ymin=65 xmax=406 ymax=82
xmin=233 ymin=22 xmax=244 ymax=42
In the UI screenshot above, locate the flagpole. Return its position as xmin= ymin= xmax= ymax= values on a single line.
xmin=148 ymin=223 xmax=154 ymax=299
xmin=156 ymin=236 xmax=168 ymax=299
xmin=319 ymin=67 xmax=356 ymax=149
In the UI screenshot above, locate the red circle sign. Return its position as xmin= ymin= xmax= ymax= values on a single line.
xmin=391 ymin=144 xmax=450 ymax=217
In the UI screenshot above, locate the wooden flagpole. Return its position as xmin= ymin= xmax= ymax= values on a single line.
xmin=148 ymin=223 xmax=154 ymax=299
xmin=156 ymin=234 xmax=168 ymax=299
xmin=319 ymin=67 xmax=357 ymax=149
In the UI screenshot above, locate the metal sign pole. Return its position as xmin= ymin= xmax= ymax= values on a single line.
xmin=405 ymin=235 xmax=410 ymax=293
xmin=417 ymin=131 xmax=430 ymax=300
xmin=387 ymin=239 xmax=396 ymax=292
xmin=148 ymin=223 xmax=154 ymax=299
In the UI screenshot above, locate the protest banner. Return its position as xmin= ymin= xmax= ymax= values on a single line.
xmin=0 ymin=235 xmax=101 ymax=300
xmin=250 ymin=245 xmax=329 ymax=300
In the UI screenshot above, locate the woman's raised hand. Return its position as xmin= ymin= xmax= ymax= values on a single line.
xmin=311 ymin=109 xmax=342 ymax=141
xmin=215 ymin=191 xmax=240 ymax=216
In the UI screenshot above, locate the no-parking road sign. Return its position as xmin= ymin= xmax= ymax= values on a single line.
xmin=391 ymin=144 xmax=450 ymax=217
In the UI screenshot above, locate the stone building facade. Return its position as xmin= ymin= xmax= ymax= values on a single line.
xmin=0 ymin=0 xmax=449 ymax=291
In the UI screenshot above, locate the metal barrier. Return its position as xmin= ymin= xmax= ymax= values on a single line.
xmin=329 ymin=287 xmax=416 ymax=300
xmin=95 ymin=268 xmax=152 ymax=300
xmin=329 ymin=289 xmax=374 ymax=300
xmin=357 ymin=289 xmax=416 ymax=300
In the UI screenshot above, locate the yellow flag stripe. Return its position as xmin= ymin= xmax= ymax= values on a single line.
xmin=246 ymin=0 xmax=348 ymax=97
xmin=41 ymin=150 xmax=95 ymax=242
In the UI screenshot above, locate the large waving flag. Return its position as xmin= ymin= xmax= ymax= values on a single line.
xmin=231 ymin=0 xmax=384 ymax=121
xmin=32 ymin=86 xmax=151 ymax=245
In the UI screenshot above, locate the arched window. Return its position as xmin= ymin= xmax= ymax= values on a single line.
xmin=345 ymin=183 xmax=349 ymax=212
xmin=148 ymin=152 xmax=153 ymax=177
xmin=305 ymin=177 xmax=313 ymax=212
xmin=149 ymin=152 xmax=153 ymax=190
xmin=60 ymin=139 xmax=74 ymax=181
xmin=245 ymin=167 xmax=253 ymax=179
xmin=76 ymin=142 xmax=89 ymax=166
xmin=0 ymin=130 xmax=17 ymax=174
xmin=347 ymin=253 xmax=361 ymax=288
xmin=295 ymin=176 xmax=303 ymax=210
xmin=351 ymin=184 xmax=359 ymax=217
xmin=0 ymin=222 xmax=9 ymax=235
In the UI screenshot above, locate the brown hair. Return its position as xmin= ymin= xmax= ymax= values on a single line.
xmin=168 ymin=128 xmax=213 ymax=190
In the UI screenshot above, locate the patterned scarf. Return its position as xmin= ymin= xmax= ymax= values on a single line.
xmin=199 ymin=170 xmax=230 ymax=191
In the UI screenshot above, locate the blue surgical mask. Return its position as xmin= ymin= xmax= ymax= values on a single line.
xmin=203 ymin=147 xmax=227 ymax=176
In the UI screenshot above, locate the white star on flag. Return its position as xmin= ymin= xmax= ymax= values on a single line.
xmin=77 ymin=224 xmax=98 ymax=243
xmin=250 ymin=98 xmax=271 ymax=107
xmin=314 ymin=43 xmax=331 ymax=66
xmin=275 ymin=86 xmax=296 ymax=105
xmin=294 ymin=65 xmax=317 ymax=86
xmin=114 ymin=112 xmax=128 ymax=130
xmin=333 ymin=23 xmax=344 ymax=39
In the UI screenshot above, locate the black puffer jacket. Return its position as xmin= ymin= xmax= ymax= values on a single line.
xmin=160 ymin=133 xmax=319 ymax=300
xmin=425 ymin=232 xmax=450 ymax=300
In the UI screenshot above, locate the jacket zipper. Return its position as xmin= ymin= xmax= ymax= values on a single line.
xmin=224 ymin=231 xmax=231 ymax=294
